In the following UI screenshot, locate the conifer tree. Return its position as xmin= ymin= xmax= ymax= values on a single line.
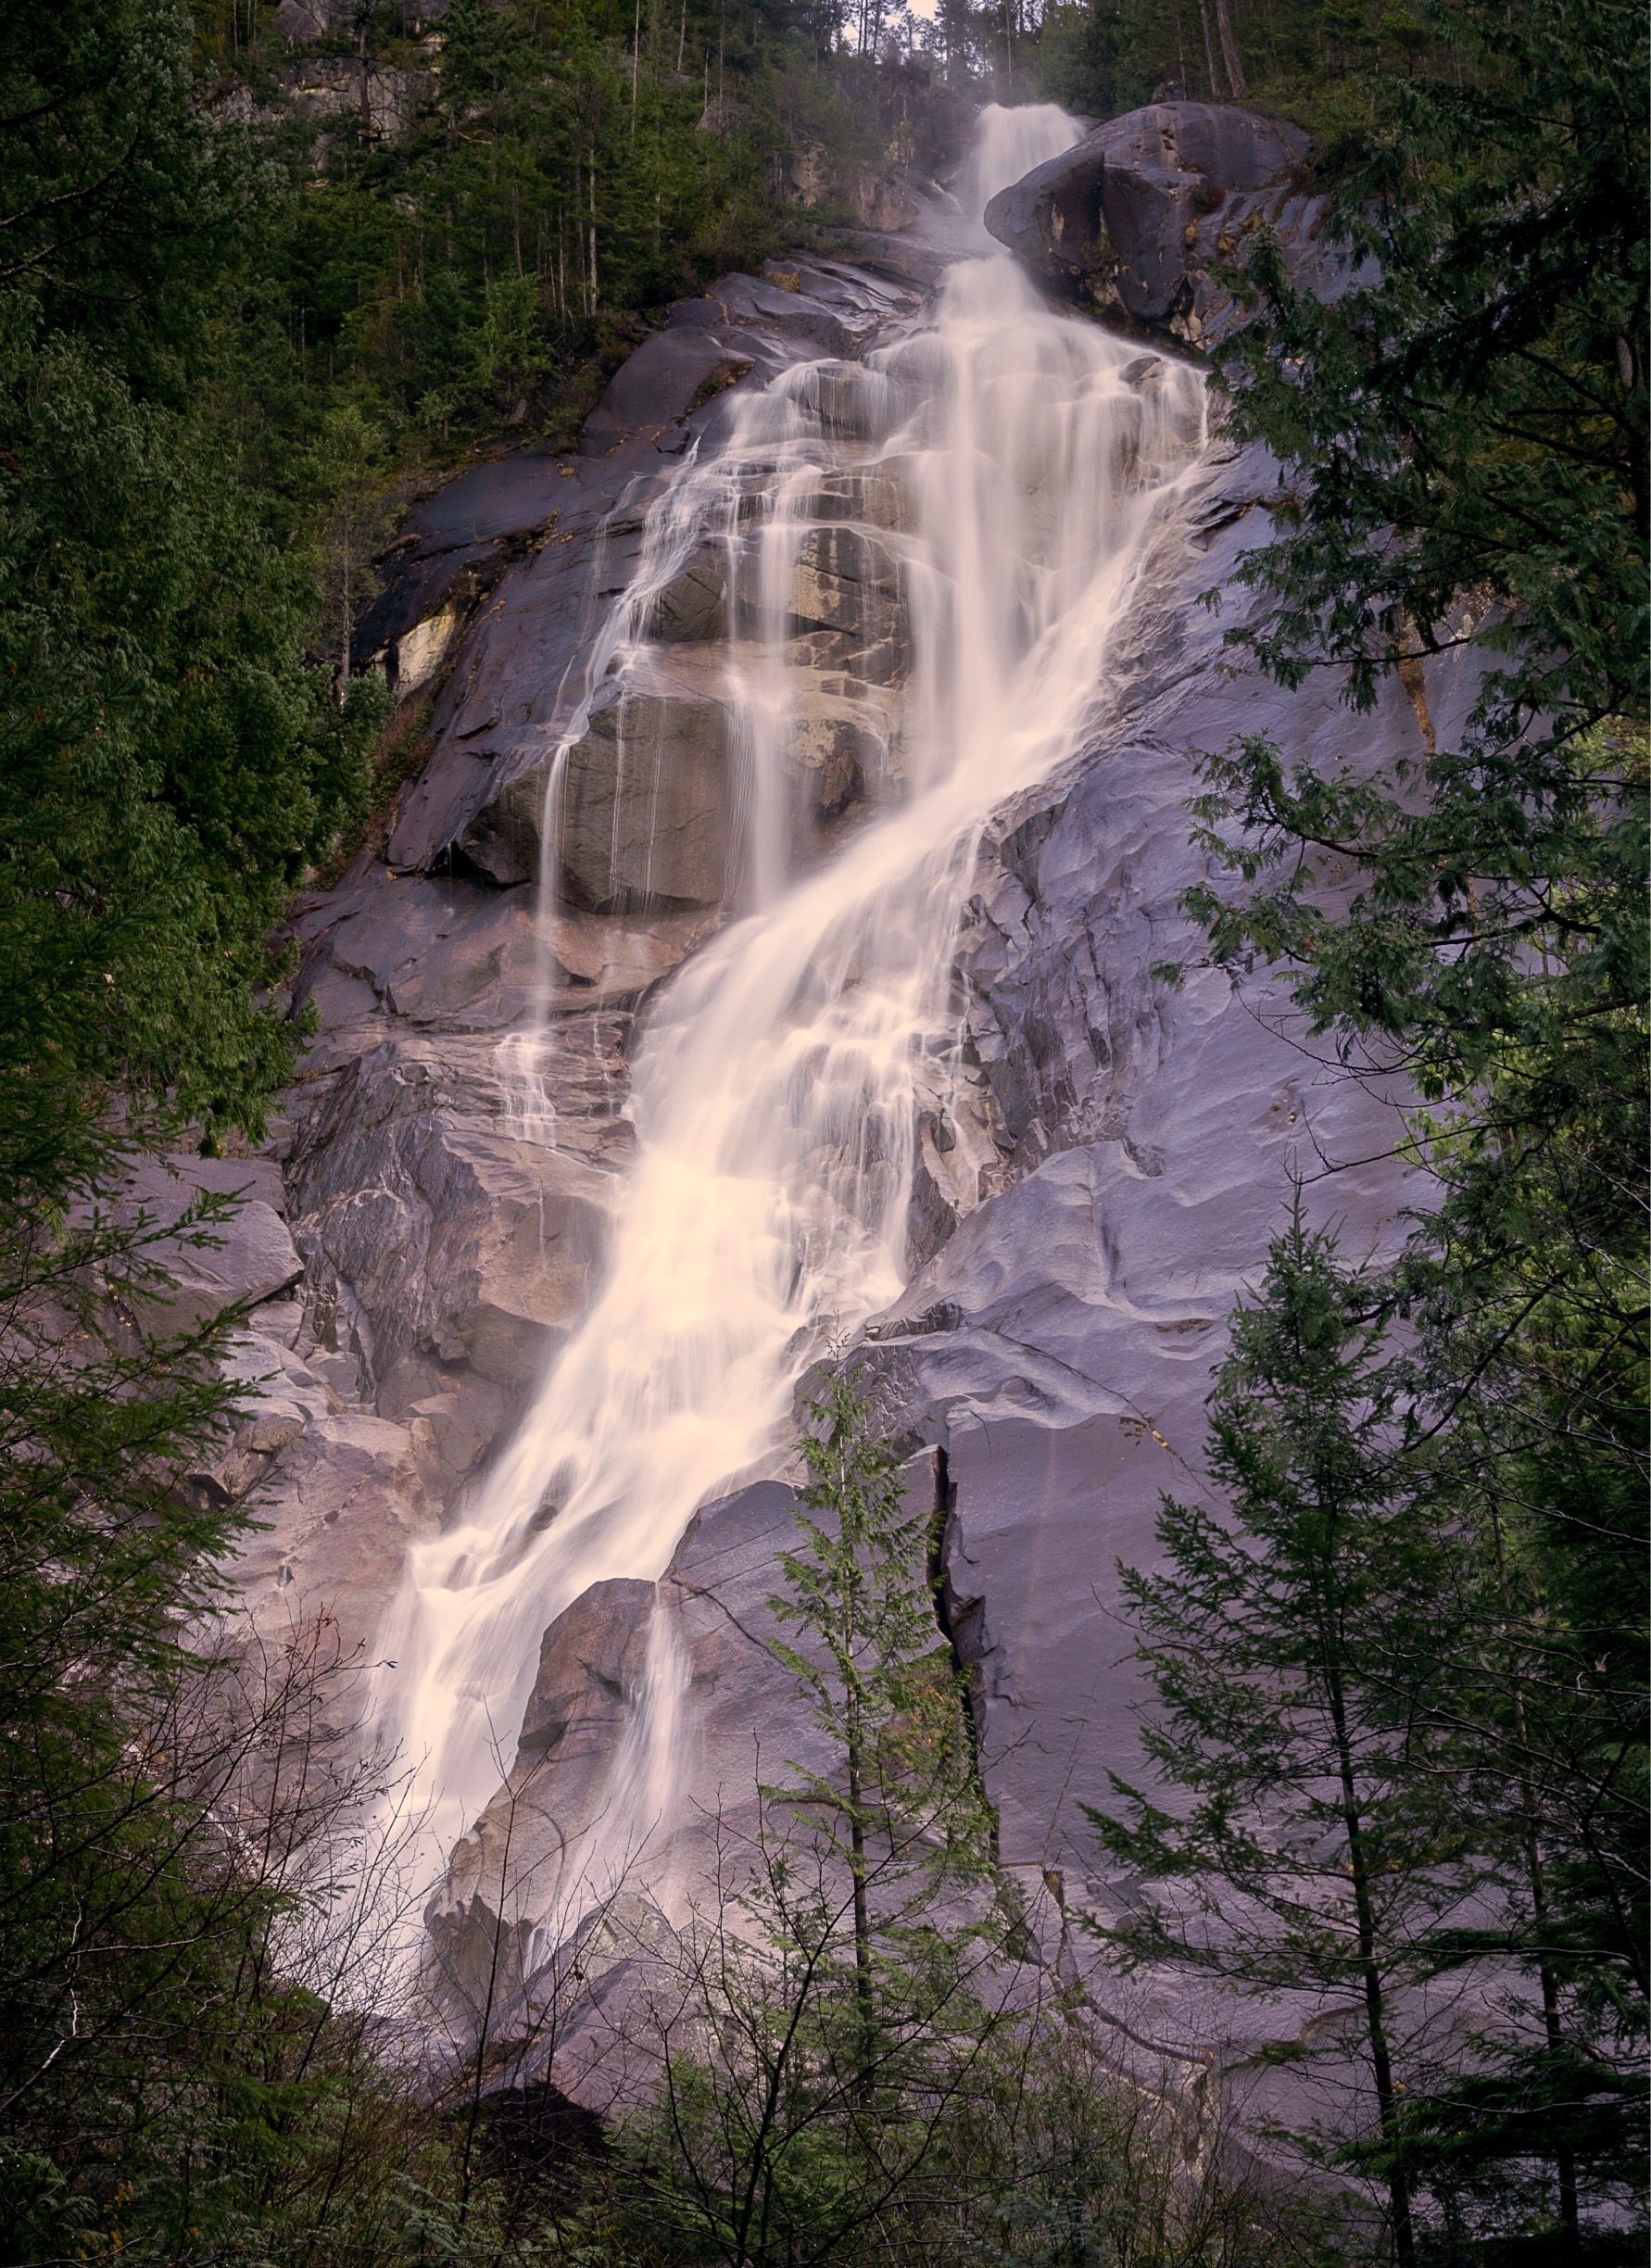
xmin=636 ymin=1378 xmax=1007 ymax=2265
xmin=1166 ymin=6 xmax=1648 ymax=2243
xmin=1093 ymin=1215 xmax=1646 ymax=2258
xmin=1090 ymin=1218 xmax=1479 ymax=2268
xmin=767 ymin=1374 xmax=995 ymax=2085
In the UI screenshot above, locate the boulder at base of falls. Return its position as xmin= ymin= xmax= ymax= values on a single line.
xmin=984 ymin=99 xmax=1345 ymax=348
xmin=513 ymin=1578 xmax=657 ymax=1767
xmin=427 ymin=1578 xmax=658 ymax=2023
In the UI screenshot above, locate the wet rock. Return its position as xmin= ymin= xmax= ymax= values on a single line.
xmin=430 ymin=1578 xmax=658 ymax=2017
xmin=840 ymin=437 xmax=1481 ymax=1891
xmin=788 ymin=713 xmax=873 ymax=816
xmin=642 ymin=544 xmax=727 ymax=642
xmin=286 ymin=1026 xmax=626 ymax=1400
xmin=808 ymin=464 xmax=918 ymax=535
xmin=788 ymin=524 xmax=905 ymax=640
xmin=985 ymin=99 xmax=1342 ymax=348
xmin=560 ymin=677 xmax=732 ymax=911
xmin=375 ymin=258 xmax=920 ymax=882
xmin=514 ymin=1579 xmax=656 ymax=1762
xmin=669 ymin=273 xmax=856 ymax=359
xmin=762 ymin=258 xmax=921 ymax=344
xmin=579 ymin=331 xmax=757 ymax=458
xmin=393 ymin=606 xmax=460 ymax=695
xmin=302 ymin=875 xmax=553 ymax=1031
xmin=784 ymin=624 xmax=908 ymax=687
xmin=229 ymin=1383 xmax=435 ymax=1680
xmin=292 ymin=872 xmax=709 ymax=1034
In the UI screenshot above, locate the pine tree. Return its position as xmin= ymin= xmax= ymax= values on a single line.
xmin=767 ymin=1374 xmax=995 ymax=2085
xmin=636 ymin=1379 xmax=1008 ymax=2266
xmin=1167 ymin=9 xmax=1647 ymax=2245
xmin=1089 ymin=1218 xmax=1487 ymax=2267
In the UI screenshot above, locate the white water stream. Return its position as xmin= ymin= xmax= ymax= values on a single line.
xmin=368 ymin=106 xmax=1206 ymax=1948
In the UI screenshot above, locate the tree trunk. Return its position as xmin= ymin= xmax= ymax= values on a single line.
xmin=1196 ymin=0 xmax=1223 ymax=97
xmin=1213 ymin=0 xmax=1246 ymax=95
xmin=1325 ymin=1657 xmax=1417 ymax=2268
xmin=846 ymin=1757 xmax=875 ymax=2100
xmin=338 ymin=507 xmax=350 ymax=705
xmin=587 ymin=149 xmax=598 ymax=314
xmin=1491 ymin=1507 xmax=1581 ymax=2247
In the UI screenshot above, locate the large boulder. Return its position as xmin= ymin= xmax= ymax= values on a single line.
xmin=430 ymin=1576 xmax=658 ymax=2020
xmin=984 ymin=100 xmax=1331 ymax=347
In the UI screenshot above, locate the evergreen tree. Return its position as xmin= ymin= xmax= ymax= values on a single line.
xmin=1166 ymin=6 xmax=1648 ymax=2244
xmin=767 ymin=1374 xmax=996 ymax=2080
xmin=636 ymin=1379 xmax=1007 ymax=2265
xmin=1093 ymin=1219 xmax=1645 ymax=2257
xmin=1089 ymin=1219 xmax=1479 ymax=2266
xmin=1 ymin=1 xmax=385 ymax=1200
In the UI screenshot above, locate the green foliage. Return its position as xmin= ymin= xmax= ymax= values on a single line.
xmin=1125 ymin=5 xmax=1649 ymax=2255
xmin=206 ymin=0 xmax=887 ymax=483
xmin=768 ymin=1375 xmax=991 ymax=1884
xmin=0 ymin=1187 xmax=636 ymax=2255
xmin=1090 ymin=1218 xmax=1469 ymax=2262
xmin=1219 ymin=0 xmax=1645 ymax=741
xmin=1093 ymin=1218 xmax=1646 ymax=2256
xmin=0 ymin=0 xmax=390 ymax=1199
xmin=1024 ymin=0 xmax=1484 ymax=132
xmin=1179 ymin=6 xmax=1648 ymax=2098
xmin=0 ymin=301 xmax=384 ymax=1189
xmin=629 ymin=1383 xmax=1007 ymax=2265
xmin=0 ymin=0 xmax=280 ymax=386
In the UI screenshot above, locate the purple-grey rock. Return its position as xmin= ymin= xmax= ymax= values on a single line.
xmin=984 ymin=100 xmax=1326 ymax=347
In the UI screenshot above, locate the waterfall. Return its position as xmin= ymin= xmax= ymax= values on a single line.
xmin=366 ymin=106 xmax=1207 ymax=1955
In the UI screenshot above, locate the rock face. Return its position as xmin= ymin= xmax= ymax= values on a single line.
xmin=377 ymin=254 xmax=924 ymax=894
xmin=983 ymin=99 xmax=1345 ymax=347
xmin=530 ymin=670 xmax=735 ymax=912
xmin=215 ymin=250 xmax=928 ymax=1692
xmin=215 ymin=104 xmax=1461 ymax=2093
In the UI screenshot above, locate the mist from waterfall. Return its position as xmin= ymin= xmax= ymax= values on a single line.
xmin=365 ymin=104 xmax=1206 ymax=1947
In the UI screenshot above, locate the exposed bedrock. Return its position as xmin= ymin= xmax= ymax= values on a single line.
xmin=427 ymin=1479 xmax=868 ymax=2077
xmin=431 ymin=432 xmax=1476 ymax=2088
xmin=458 ymin=515 xmax=909 ymax=899
xmin=216 ymin=250 xmax=925 ymax=1686
xmin=375 ymin=254 xmax=924 ymax=886
xmin=210 ymin=110 xmax=1468 ymax=2086
xmin=984 ymin=99 xmax=1352 ymax=348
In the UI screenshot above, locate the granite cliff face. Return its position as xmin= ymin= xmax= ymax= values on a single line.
xmin=197 ymin=105 xmax=1453 ymax=2085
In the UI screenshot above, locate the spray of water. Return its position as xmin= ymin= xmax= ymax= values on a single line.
xmin=367 ymin=105 xmax=1206 ymax=1948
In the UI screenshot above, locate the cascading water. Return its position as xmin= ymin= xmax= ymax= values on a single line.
xmin=367 ymin=104 xmax=1207 ymax=1959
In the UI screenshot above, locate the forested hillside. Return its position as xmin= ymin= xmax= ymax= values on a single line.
xmin=0 ymin=0 xmax=1644 ymax=2262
